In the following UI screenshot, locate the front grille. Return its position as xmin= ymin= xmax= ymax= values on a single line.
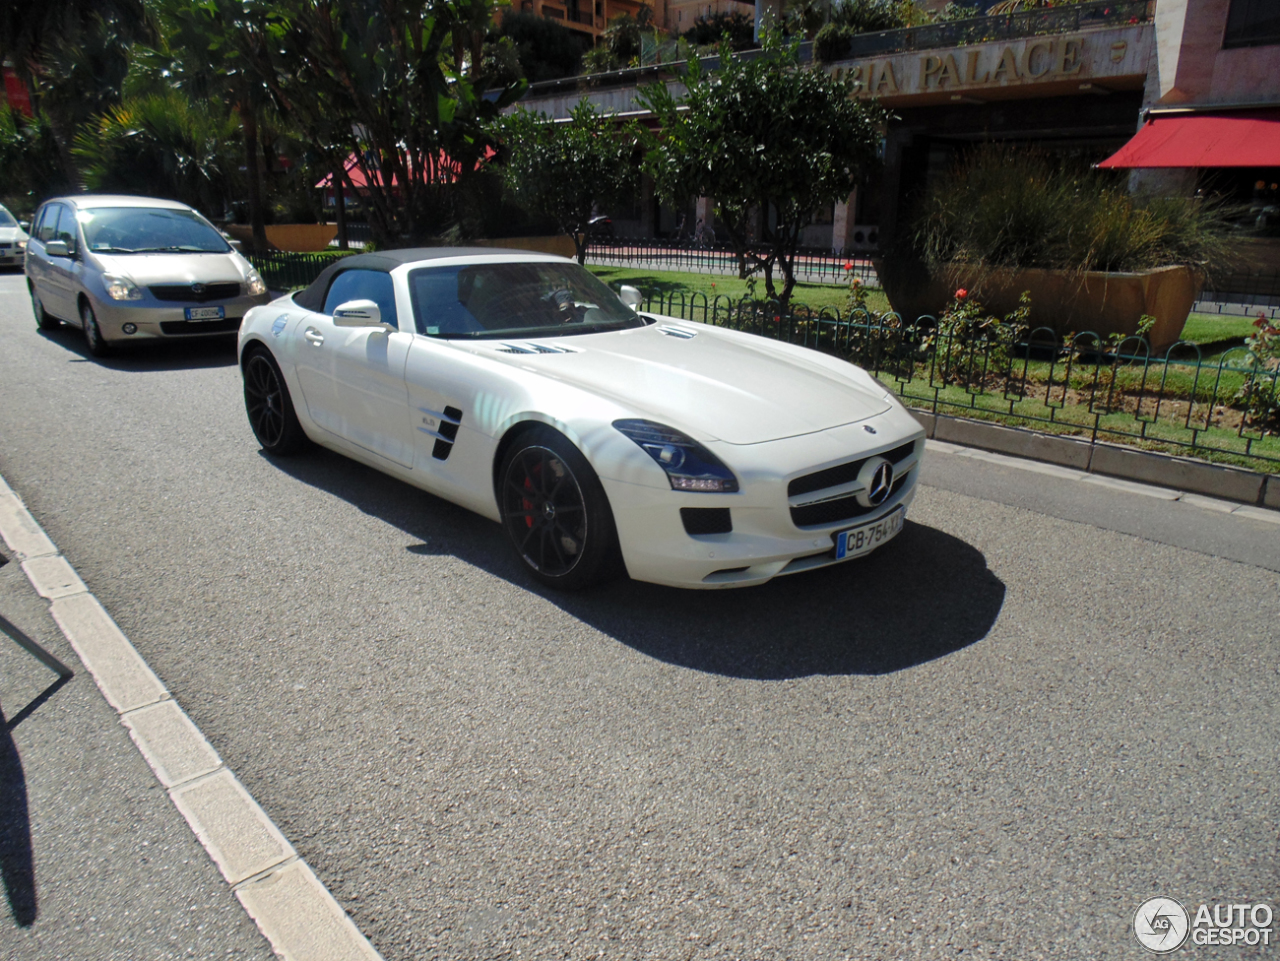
xmin=681 ymin=507 xmax=732 ymax=535
xmin=790 ymin=474 xmax=909 ymax=528
xmin=149 ymin=282 xmax=242 ymax=303
xmin=159 ymin=318 xmax=241 ymax=335
xmin=786 ymin=441 xmax=915 ymax=498
xmin=787 ymin=440 xmax=917 ymax=528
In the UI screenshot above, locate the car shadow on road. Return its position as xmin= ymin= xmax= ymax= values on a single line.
xmin=36 ymin=322 xmax=239 ymax=371
xmin=267 ymin=447 xmax=1006 ymax=680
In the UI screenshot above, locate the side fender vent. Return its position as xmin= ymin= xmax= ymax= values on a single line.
xmin=422 ymin=405 xmax=464 ymax=461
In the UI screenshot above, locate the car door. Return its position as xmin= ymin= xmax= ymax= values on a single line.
xmin=42 ymin=204 xmax=80 ymax=321
xmin=27 ymin=205 xmax=66 ymax=318
xmin=297 ymin=268 xmax=415 ymax=468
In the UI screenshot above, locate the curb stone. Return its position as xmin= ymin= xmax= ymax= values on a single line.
xmin=908 ymin=409 xmax=1279 ymax=510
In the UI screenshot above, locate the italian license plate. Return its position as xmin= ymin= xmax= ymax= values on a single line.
xmin=835 ymin=507 xmax=905 ymax=560
xmin=185 ymin=306 xmax=225 ymax=321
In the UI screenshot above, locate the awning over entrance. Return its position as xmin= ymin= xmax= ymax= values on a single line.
xmin=1098 ymin=110 xmax=1280 ymax=168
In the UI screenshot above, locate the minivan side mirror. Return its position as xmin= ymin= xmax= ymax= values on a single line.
xmin=45 ymin=240 xmax=70 ymax=258
xmin=332 ymin=299 xmax=387 ymax=328
xmin=618 ymin=285 xmax=642 ymax=310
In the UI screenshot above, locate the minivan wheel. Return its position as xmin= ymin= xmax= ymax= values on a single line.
xmin=80 ymin=301 xmax=112 ymax=357
xmin=32 ymin=289 xmax=59 ymax=331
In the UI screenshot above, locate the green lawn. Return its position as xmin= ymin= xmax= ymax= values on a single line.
xmin=589 ymin=265 xmax=892 ymax=317
xmin=591 ymin=266 xmax=1262 ymax=353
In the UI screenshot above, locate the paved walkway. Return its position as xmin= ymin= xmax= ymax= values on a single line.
xmin=0 ymin=555 xmax=274 ymax=960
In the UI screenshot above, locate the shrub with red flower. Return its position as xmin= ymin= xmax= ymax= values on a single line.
xmin=955 ymin=288 xmax=968 ymax=300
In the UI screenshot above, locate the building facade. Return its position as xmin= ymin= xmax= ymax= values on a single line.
xmin=514 ymin=0 xmax=1280 ymax=257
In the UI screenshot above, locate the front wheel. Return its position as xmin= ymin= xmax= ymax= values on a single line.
xmin=80 ymin=301 xmax=112 ymax=357
xmin=243 ymin=347 xmax=309 ymax=455
xmin=499 ymin=426 xmax=621 ymax=590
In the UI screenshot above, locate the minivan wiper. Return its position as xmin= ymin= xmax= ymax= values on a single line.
xmin=129 ymin=245 xmax=222 ymax=253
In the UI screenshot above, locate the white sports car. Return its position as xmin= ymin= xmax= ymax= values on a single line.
xmin=238 ymin=249 xmax=925 ymax=589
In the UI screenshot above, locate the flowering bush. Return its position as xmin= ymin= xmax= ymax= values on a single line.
xmin=1236 ymin=312 xmax=1280 ymax=430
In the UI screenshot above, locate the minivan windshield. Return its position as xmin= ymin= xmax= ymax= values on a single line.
xmin=78 ymin=207 xmax=231 ymax=254
xmin=409 ymin=261 xmax=643 ymax=339
xmin=0 ymin=208 xmax=17 ymax=228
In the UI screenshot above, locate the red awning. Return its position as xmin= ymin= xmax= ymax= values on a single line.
xmin=315 ymin=148 xmax=496 ymax=189
xmin=1099 ymin=110 xmax=1280 ymax=169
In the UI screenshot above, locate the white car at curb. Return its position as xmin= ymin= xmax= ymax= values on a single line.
xmin=237 ymin=248 xmax=924 ymax=589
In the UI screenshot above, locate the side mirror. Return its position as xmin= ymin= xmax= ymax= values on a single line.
xmin=618 ymin=285 xmax=642 ymax=311
xmin=19 ymin=221 xmax=29 ymax=231
xmin=332 ymin=299 xmax=386 ymax=328
xmin=45 ymin=240 xmax=70 ymax=258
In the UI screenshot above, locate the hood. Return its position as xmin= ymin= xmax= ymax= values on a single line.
xmin=463 ymin=321 xmax=892 ymax=444
xmin=0 ymin=227 xmax=27 ymax=243
xmin=89 ymin=251 xmax=248 ymax=286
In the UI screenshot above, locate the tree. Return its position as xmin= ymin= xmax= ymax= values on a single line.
xmin=495 ymin=11 xmax=589 ymax=84
xmin=159 ymin=0 xmax=289 ymax=252
xmin=1 ymin=0 xmax=157 ymax=188
xmin=491 ymin=100 xmax=638 ymax=264
xmin=264 ymin=0 xmax=525 ymax=246
xmin=681 ymin=11 xmax=755 ymax=51
xmin=637 ymin=37 xmax=886 ymax=308
xmin=74 ymin=89 xmax=240 ymax=213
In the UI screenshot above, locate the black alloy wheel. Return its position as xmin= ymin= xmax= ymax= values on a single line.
xmin=499 ymin=427 xmax=621 ymax=590
xmin=243 ymin=348 xmax=308 ymax=455
xmin=80 ymin=301 xmax=111 ymax=357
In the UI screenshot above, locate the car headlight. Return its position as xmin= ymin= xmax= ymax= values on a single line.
xmin=613 ymin=419 xmax=739 ymax=492
xmin=246 ymin=271 xmax=267 ymax=297
xmin=103 ymin=273 xmax=143 ymax=301
xmin=16 ymin=240 xmax=25 ymax=250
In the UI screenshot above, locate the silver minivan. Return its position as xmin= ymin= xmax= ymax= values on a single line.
xmin=25 ymin=195 xmax=271 ymax=356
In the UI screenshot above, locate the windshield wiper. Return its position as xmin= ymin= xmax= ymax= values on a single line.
xmin=90 ymin=245 xmax=138 ymax=253
xmin=128 ymin=245 xmax=222 ymax=253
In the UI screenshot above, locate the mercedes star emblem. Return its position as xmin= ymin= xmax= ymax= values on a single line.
xmin=867 ymin=462 xmax=893 ymax=505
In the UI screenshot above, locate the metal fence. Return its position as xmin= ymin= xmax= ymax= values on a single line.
xmin=248 ymin=251 xmax=351 ymax=290
xmin=636 ymin=290 xmax=1280 ymax=470
xmin=845 ymin=0 xmax=1153 ymax=60
xmin=587 ymin=238 xmax=880 ymax=286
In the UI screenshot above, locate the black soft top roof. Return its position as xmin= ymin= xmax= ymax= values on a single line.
xmin=291 ymin=246 xmax=563 ymax=312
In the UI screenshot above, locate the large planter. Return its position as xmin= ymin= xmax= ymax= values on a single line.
xmin=874 ymin=260 xmax=1203 ymax=351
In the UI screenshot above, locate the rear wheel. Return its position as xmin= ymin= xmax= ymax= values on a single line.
xmin=499 ymin=426 xmax=621 ymax=590
xmin=31 ymin=288 xmax=58 ymax=331
xmin=243 ymin=347 xmax=309 ymax=455
xmin=80 ymin=301 xmax=112 ymax=357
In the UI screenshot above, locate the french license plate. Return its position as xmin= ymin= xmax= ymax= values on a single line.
xmin=835 ymin=507 xmax=905 ymax=560
xmin=185 ymin=306 xmax=225 ymax=321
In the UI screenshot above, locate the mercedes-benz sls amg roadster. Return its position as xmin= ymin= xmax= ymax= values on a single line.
xmin=238 ymin=248 xmax=925 ymax=589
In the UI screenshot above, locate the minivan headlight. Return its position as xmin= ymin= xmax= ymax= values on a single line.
xmin=246 ymin=271 xmax=267 ymax=296
xmin=613 ymin=419 xmax=739 ymax=492
xmin=103 ymin=273 xmax=143 ymax=301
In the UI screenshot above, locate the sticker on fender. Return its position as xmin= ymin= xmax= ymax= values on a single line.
xmin=835 ymin=507 xmax=905 ymax=560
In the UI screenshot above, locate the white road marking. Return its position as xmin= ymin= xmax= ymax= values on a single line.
xmin=0 ymin=471 xmax=385 ymax=961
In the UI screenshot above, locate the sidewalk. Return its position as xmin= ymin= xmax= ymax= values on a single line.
xmin=0 ymin=557 xmax=273 ymax=960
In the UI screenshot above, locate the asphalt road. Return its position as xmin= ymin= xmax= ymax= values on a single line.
xmin=1 ymin=271 xmax=1277 ymax=960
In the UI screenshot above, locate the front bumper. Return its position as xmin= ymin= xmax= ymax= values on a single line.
xmin=91 ymin=292 xmax=271 ymax=341
xmin=603 ymin=404 xmax=925 ymax=589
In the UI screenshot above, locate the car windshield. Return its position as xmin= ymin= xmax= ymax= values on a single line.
xmin=0 ymin=208 xmax=17 ymax=228
xmin=77 ymin=206 xmax=230 ymax=254
xmin=409 ymin=261 xmax=644 ymax=339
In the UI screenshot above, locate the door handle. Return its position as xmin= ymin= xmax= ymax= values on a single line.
xmin=303 ymin=327 xmax=324 ymax=346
